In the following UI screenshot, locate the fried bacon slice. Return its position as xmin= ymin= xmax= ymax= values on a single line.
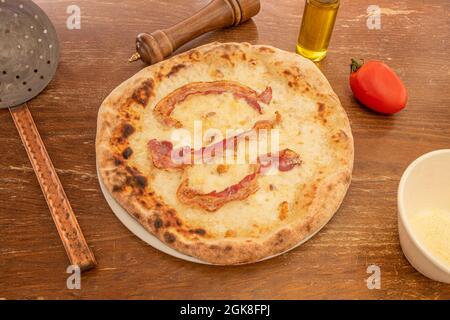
xmin=148 ymin=139 xmax=186 ymax=169
xmin=153 ymin=81 xmax=273 ymax=128
xmin=147 ymin=109 xmax=301 ymax=211
xmin=259 ymin=148 xmax=302 ymax=173
xmin=148 ymin=137 xmax=302 ymax=211
xmin=176 ymin=149 xmax=301 ymax=211
xmin=148 ymin=112 xmax=281 ymax=169
xmin=278 ymin=149 xmax=302 ymax=171
xmin=147 ymin=137 xmax=231 ymax=169
xmin=177 ymin=169 xmax=259 ymax=212
xmin=148 ymin=136 xmax=301 ymax=173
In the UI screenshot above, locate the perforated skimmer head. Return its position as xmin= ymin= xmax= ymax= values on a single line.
xmin=0 ymin=0 xmax=59 ymax=109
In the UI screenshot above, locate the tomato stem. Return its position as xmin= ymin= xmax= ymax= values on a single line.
xmin=350 ymin=59 xmax=364 ymax=73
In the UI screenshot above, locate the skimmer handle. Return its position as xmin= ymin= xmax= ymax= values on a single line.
xmin=10 ymin=104 xmax=96 ymax=272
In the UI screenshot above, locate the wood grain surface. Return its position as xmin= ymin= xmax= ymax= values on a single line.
xmin=0 ymin=0 xmax=449 ymax=299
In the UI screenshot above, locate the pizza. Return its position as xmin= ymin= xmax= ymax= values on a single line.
xmin=96 ymin=42 xmax=353 ymax=264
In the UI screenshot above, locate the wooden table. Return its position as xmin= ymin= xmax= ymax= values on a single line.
xmin=1 ymin=0 xmax=449 ymax=300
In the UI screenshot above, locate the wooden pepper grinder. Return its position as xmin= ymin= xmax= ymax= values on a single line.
xmin=129 ymin=0 xmax=261 ymax=64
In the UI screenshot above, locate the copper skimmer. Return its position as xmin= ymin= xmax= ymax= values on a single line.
xmin=0 ymin=0 xmax=96 ymax=271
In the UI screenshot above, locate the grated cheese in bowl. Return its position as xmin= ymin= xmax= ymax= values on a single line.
xmin=409 ymin=208 xmax=450 ymax=268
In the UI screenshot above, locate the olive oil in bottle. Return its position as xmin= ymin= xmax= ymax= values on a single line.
xmin=296 ymin=0 xmax=340 ymax=62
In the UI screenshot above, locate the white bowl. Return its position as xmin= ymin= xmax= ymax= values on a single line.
xmin=398 ymin=149 xmax=450 ymax=283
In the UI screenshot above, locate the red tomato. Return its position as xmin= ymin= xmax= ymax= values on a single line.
xmin=349 ymin=59 xmax=408 ymax=114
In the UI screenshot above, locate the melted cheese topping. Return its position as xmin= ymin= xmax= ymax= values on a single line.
xmin=172 ymin=92 xmax=258 ymax=136
xmin=139 ymin=93 xmax=322 ymax=238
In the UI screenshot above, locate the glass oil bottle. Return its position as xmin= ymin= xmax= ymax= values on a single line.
xmin=296 ymin=0 xmax=340 ymax=62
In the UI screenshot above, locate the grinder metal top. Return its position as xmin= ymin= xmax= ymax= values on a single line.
xmin=0 ymin=0 xmax=59 ymax=109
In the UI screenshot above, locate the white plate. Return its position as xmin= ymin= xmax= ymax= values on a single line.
xmin=97 ymin=164 xmax=325 ymax=265
xmin=97 ymin=165 xmax=207 ymax=264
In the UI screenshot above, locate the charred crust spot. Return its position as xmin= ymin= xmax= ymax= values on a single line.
xmin=317 ymin=102 xmax=326 ymax=112
xmin=135 ymin=175 xmax=147 ymax=188
xmin=112 ymin=185 xmax=123 ymax=192
xmin=188 ymin=50 xmax=200 ymax=61
xmin=163 ymin=232 xmax=176 ymax=243
xmin=161 ymin=208 xmax=182 ymax=228
xmin=138 ymin=199 xmax=148 ymax=207
xmin=283 ymin=69 xmax=302 ymax=89
xmin=154 ymin=217 xmax=163 ymax=229
xmin=125 ymin=166 xmax=148 ymax=189
xmin=113 ymin=156 xmax=123 ymax=166
xmin=315 ymin=103 xmax=328 ymax=125
xmin=122 ymin=123 xmax=135 ymax=138
xmin=131 ymin=79 xmax=154 ymax=107
xmin=167 ymin=64 xmax=186 ymax=78
xmin=191 ymin=228 xmax=206 ymax=236
xmin=122 ymin=147 xmax=133 ymax=159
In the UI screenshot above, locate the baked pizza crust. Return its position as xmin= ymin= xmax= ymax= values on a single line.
xmin=96 ymin=42 xmax=354 ymax=265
